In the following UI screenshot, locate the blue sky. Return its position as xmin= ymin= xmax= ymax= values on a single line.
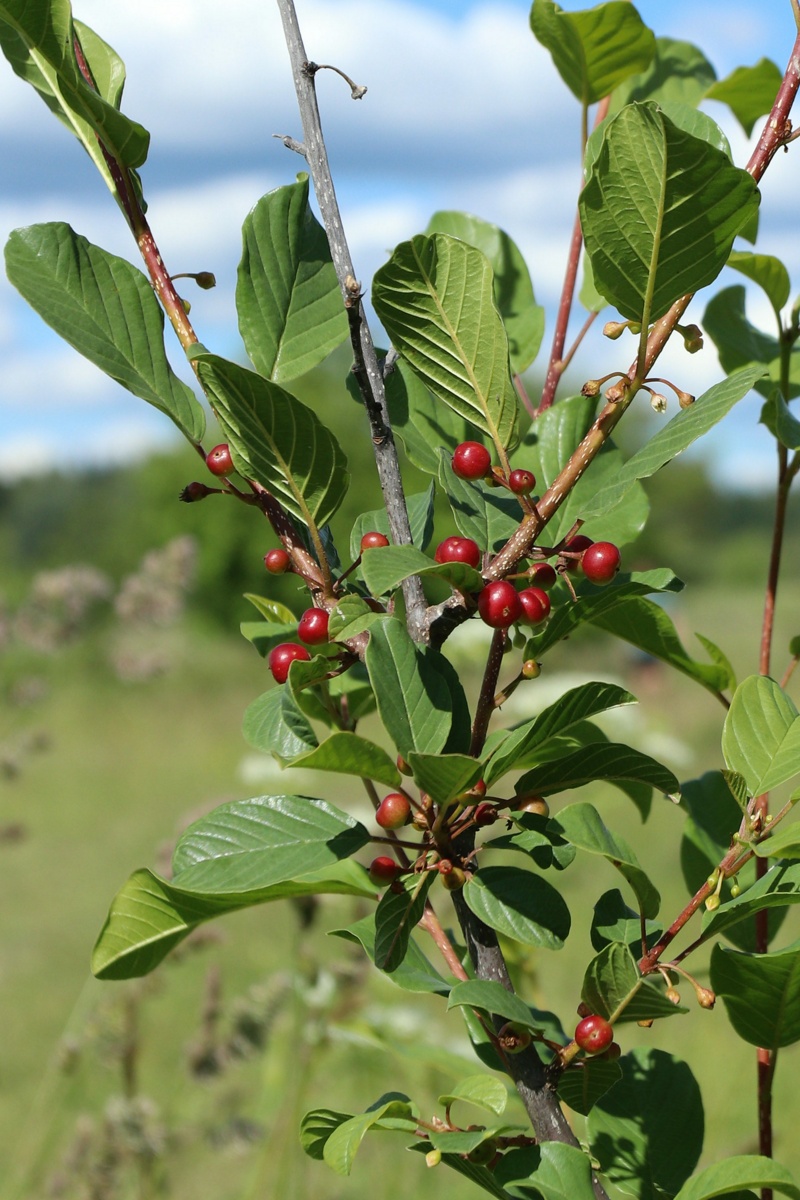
xmin=0 ymin=0 xmax=796 ymax=488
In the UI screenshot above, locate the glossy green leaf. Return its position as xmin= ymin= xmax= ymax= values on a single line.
xmin=704 ymin=287 xmax=800 ymax=399
xmin=497 ymin=1141 xmax=597 ymax=1200
xmin=580 ymin=365 xmax=765 ymax=520
xmin=695 ymin=634 xmax=737 ymax=694
xmin=723 ymin=676 xmax=800 ymax=796
xmin=439 ymin=1074 xmax=509 ymax=1117
xmin=374 ymin=873 xmax=433 ymax=971
xmin=727 ymin=250 xmax=791 ymax=317
xmin=242 ymin=686 xmax=318 ymax=762
xmin=169 ymin=794 xmax=371 ymax=890
xmin=360 ymin=543 xmax=482 ymax=597
xmin=582 ymin=942 xmax=688 ymax=1022
xmin=196 ymin=354 xmax=348 ymax=528
xmin=588 ymin=1048 xmax=703 ymax=1200
xmin=372 ymin=233 xmax=519 ymax=450
xmin=300 ymin=1108 xmax=352 ymax=1160
xmin=350 ymin=483 xmax=436 ymax=559
xmin=406 ymin=752 xmax=483 ymax=806
xmin=438 ymin=448 xmax=520 ymax=553
xmin=92 ymin=858 xmax=373 ymax=980
xmin=242 ymin=593 xmax=297 ymax=626
xmin=327 ymin=596 xmax=384 ymax=643
xmin=557 ymin=1057 xmax=622 ymax=1117
xmin=425 ymin=211 xmax=544 ymax=372
xmin=288 ymin=732 xmax=402 ymax=788
xmin=383 ymin=355 xmax=471 ymax=476
xmin=552 ymin=802 xmax=660 ymax=918
xmin=236 ymin=176 xmax=347 ymax=382
xmin=365 ymin=618 xmax=453 ymax=757
xmin=674 ymin=1157 xmax=800 ymax=1200
xmin=0 ymin=1 xmax=149 ymax=192
xmin=490 ymin=812 xmax=577 ymax=872
xmin=323 ymin=1095 xmax=417 ymax=1175
xmin=609 ymin=37 xmax=716 ymax=113
xmin=711 ymin=940 xmax=800 ymax=1049
xmin=239 ymin=620 xmax=298 ymax=658
xmin=484 ymin=682 xmax=636 ymax=785
xmin=515 ymin=742 xmax=679 ymax=804
xmin=761 ymin=391 xmax=800 ymax=451
xmin=447 ymin=979 xmax=556 ymax=1033
xmin=590 ymin=597 xmax=732 ymax=696
xmin=5 ymin=223 xmax=205 ymax=442
xmin=753 ymin=821 xmax=800 ymax=860
xmin=701 ymin=863 xmax=800 ymax=941
xmin=580 ymin=103 xmax=759 ymax=324
xmin=530 ymin=0 xmax=654 ymax=106
xmin=331 ymin=916 xmax=451 ymax=995
xmin=591 ymin=889 xmax=662 ymax=953
xmin=463 ymin=866 xmax=570 ymax=949
xmin=706 ymin=58 xmax=783 ymax=137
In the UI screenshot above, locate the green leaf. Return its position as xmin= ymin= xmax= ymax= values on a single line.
xmin=438 ymin=448 xmax=520 ymax=553
xmin=438 ymin=1075 xmax=509 ymax=1117
xmin=374 ymin=873 xmax=433 ymax=971
xmin=484 ymin=682 xmax=636 ymax=785
xmin=409 ymin=1142 xmax=514 ymax=1199
xmin=92 ymin=859 xmax=373 ymax=980
xmin=425 ymin=211 xmax=544 ymax=373
xmin=195 ymin=354 xmax=348 ymax=529
xmin=288 ymin=732 xmax=402 ymax=788
xmin=169 ymin=794 xmax=371 ymax=890
xmin=557 ymin=1057 xmax=622 ymax=1117
xmin=243 ymin=593 xmax=297 ymax=625
xmin=580 ymin=102 xmax=759 ymax=324
xmin=591 ymin=889 xmax=662 ymax=953
xmin=331 ymin=916 xmax=451 ymax=995
xmin=588 ymin=1048 xmax=704 ymax=1200
xmin=515 ymin=742 xmax=680 ymax=805
xmin=372 ymin=233 xmax=519 ymax=450
xmin=590 ymin=597 xmax=732 ymax=696
xmin=530 ymin=0 xmax=654 ymax=106
xmin=695 ymin=634 xmax=737 ymax=694
xmin=580 ymin=365 xmax=765 ymax=520
xmin=711 ymin=940 xmax=800 ymax=1049
xmin=4 ymin=223 xmax=205 ymax=442
xmin=582 ymin=942 xmax=688 ymax=1023
xmin=463 ymin=866 xmax=570 ymax=949
xmin=360 ymin=543 xmax=482 ymax=598
xmin=609 ymin=37 xmax=716 ymax=113
xmin=383 ymin=355 xmax=471 ymax=476
xmin=242 ymin=686 xmax=318 ymax=762
xmin=447 ymin=979 xmax=548 ymax=1031
xmin=239 ymin=620 xmax=299 ymax=658
xmin=406 ymin=752 xmax=483 ymax=806
xmin=753 ymin=822 xmax=800 ymax=860
xmin=761 ymin=390 xmax=800 ymax=451
xmin=0 ymin=3 xmax=149 ymax=194
xmin=300 ymin=1108 xmax=352 ymax=1160
xmin=674 ymin=1157 xmax=800 ymax=1200
xmin=350 ymin=483 xmax=436 ymax=559
xmin=704 ymin=287 xmax=800 ymax=399
xmin=723 ymin=676 xmax=800 ymax=796
xmin=236 ymin=176 xmax=348 ymax=382
xmin=706 ymin=58 xmax=784 ymax=137
xmin=323 ymin=1095 xmax=417 ymax=1175
xmin=551 ymin=802 xmax=660 ymax=918
xmin=365 ymin=617 xmax=453 ymax=757
xmin=327 ymin=596 xmax=384 ymax=643
xmin=701 ymin=863 xmax=800 ymax=941
xmin=727 ymin=250 xmax=791 ymax=317
xmin=497 ymin=1141 xmax=597 ymax=1200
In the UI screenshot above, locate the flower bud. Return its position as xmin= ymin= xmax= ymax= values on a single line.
xmin=678 ymin=390 xmax=695 ymax=409
xmin=682 ymin=324 xmax=703 ymax=353
xmin=426 ymin=1148 xmax=442 ymax=1168
xmin=603 ymin=321 xmax=626 ymax=340
xmin=582 ymin=378 xmax=601 ymax=396
xmin=650 ymin=392 xmax=668 ymax=413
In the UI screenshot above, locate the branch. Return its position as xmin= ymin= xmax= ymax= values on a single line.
xmin=276 ymin=0 xmax=428 ymax=642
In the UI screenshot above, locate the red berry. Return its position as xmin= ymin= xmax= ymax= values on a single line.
xmin=529 ymin=562 xmax=557 ymax=590
xmin=508 ymin=468 xmax=536 ymax=495
xmin=474 ymin=802 xmax=497 ymax=826
xmin=563 ymin=534 xmax=594 ymax=573
xmin=518 ymin=586 xmax=551 ymax=625
xmin=369 ymin=856 xmax=402 ymax=887
xmin=206 ymin=443 xmax=235 ymax=477
xmin=360 ymin=531 xmax=390 ymax=551
xmin=376 ymin=792 xmax=411 ymax=829
xmin=434 ymin=536 xmax=481 ymax=568
xmin=179 ymin=481 xmax=214 ymax=502
xmin=297 ymin=607 xmax=330 ymax=645
xmin=452 ymin=441 xmax=491 ymax=480
xmin=477 ymin=580 xmax=522 ymax=628
xmin=575 ymin=1014 xmax=614 ymax=1055
xmin=581 ymin=541 xmax=621 ymax=585
xmin=264 ymin=548 xmax=292 ymax=575
xmin=268 ymin=642 xmax=311 ymax=684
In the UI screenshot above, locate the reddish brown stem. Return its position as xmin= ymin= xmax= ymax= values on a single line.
xmin=469 ymin=629 xmax=508 ymax=756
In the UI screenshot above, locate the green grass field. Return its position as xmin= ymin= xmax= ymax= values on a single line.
xmin=2 ymin=591 xmax=800 ymax=1199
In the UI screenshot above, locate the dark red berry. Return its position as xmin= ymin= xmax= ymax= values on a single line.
xmin=369 ymin=856 xmax=402 ymax=887
xmin=529 ymin=562 xmax=557 ymax=590
xmin=434 ymin=536 xmax=481 ymax=568
xmin=563 ymin=534 xmax=594 ymax=573
xmin=179 ymin=481 xmax=214 ymax=502
xmin=268 ymin=642 xmax=311 ymax=684
xmin=264 ymin=548 xmax=292 ymax=575
xmin=575 ymin=1014 xmax=614 ymax=1055
xmin=474 ymin=802 xmax=497 ymax=826
xmin=297 ymin=607 xmax=330 ymax=645
xmin=452 ymin=441 xmax=492 ymax=480
xmin=360 ymin=531 xmax=390 ymax=551
xmin=477 ymin=580 xmax=522 ymax=628
xmin=508 ymin=468 xmax=536 ymax=495
xmin=375 ymin=792 xmax=411 ymax=829
xmin=581 ymin=541 xmax=621 ymax=585
xmin=518 ymin=586 xmax=551 ymax=625
xmin=206 ymin=443 xmax=235 ymax=477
